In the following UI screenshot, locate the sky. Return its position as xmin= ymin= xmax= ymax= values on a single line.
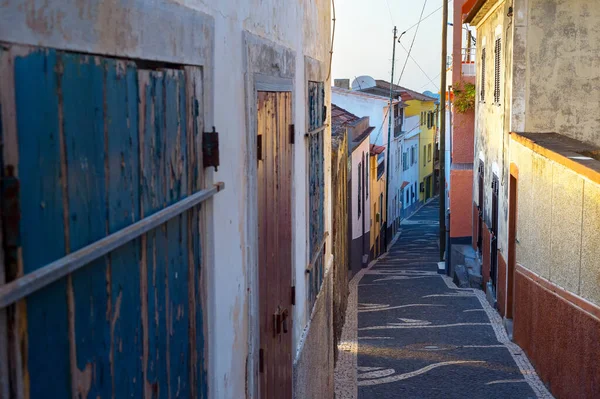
xmin=331 ymin=0 xmax=454 ymax=94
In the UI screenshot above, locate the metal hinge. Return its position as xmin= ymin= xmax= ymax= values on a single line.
xmin=203 ymin=126 xmax=220 ymax=171
xmin=257 ymin=135 xmax=263 ymax=161
xmin=291 ymin=285 xmax=295 ymax=306
xmin=1 ymin=165 xmax=21 ymax=281
xmin=259 ymin=348 xmax=264 ymax=373
xmin=289 ymin=124 xmax=295 ymax=144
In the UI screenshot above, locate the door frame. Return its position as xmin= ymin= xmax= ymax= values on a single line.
xmin=507 ymin=163 xmax=519 ymax=319
xmin=243 ymin=31 xmax=296 ymax=399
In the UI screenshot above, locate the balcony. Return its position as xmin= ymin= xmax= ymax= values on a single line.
xmin=461 ymin=47 xmax=476 ymax=77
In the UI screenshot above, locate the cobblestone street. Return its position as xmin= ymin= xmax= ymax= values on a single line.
xmin=336 ymin=199 xmax=553 ymax=399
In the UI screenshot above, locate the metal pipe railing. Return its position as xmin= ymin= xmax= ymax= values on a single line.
xmin=0 ymin=182 xmax=225 ymax=308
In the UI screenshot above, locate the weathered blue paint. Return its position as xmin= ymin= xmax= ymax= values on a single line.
xmin=142 ymin=71 xmax=170 ymax=399
xmin=14 ymin=48 xmax=71 ymax=399
xmin=9 ymin=46 xmax=207 ymax=398
xmin=61 ymin=52 xmax=111 ymax=399
xmin=165 ymin=71 xmax=190 ymax=398
xmin=105 ymin=59 xmax=143 ymax=398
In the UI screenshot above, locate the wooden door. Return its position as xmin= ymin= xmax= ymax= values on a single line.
xmin=490 ymin=176 xmax=500 ymax=291
xmin=0 ymin=46 xmax=207 ymax=398
xmin=256 ymin=91 xmax=293 ymax=399
xmin=507 ymin=173 xmax=518 ymax=319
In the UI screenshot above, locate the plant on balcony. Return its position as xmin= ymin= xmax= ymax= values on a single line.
xmin=453 ymin=82 xmax=476 ymax=113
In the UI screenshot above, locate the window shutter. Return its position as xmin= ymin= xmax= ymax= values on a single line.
xmin=480 ymin=48 xmax=486 ymax=101
xmin=494 ymin=38 xmax=501 ymax=103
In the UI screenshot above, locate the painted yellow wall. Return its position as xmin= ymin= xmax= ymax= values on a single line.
xmin=405 ymin=99 xmax=437 ymax=201
xmin=511 ymin=138 xmax=600 ymax=306
xmin=370 ymin=155 xmax=386 ymax=254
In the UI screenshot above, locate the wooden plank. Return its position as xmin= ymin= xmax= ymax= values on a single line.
xmin=141 ymin=70 xmax=169 ymax=399
xmin=105 ymin=58 xmax=143 ymax=398
xmin=184 ymin=66 xmax=206 ymax=399
xmin=13 ymin=47 xmax=70 ymax=399
xmin=61 ymin=52 xmax=111 ymax=399
xmin=164 ymin=69 xmax=190 ymax=398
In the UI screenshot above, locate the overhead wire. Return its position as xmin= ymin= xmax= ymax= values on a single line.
xmin=398 ymin=40 xmax=439 ymax=90
xmin=371 ymin=0 xmax=429 ymax=146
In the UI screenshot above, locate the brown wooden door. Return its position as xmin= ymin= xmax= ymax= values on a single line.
xmin=507 ymin=173 xmax=518 ymax=319
xmin=257 ymin=91 xmax=293 ymax=399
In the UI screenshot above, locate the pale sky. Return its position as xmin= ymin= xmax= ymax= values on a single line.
xmin=332 ymin=0 xmax=454 ymax=94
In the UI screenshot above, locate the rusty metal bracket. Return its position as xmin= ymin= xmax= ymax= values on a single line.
xmin=203 ymin=126 xmax=220 ymax=171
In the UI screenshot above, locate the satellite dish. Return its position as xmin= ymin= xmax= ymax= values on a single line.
xmin=351 ymin=76 xmax=376 ymax=91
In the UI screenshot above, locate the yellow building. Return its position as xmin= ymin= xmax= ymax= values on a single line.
xmin=404 ymin=97 xmax=437 ymax=202
xmin=369 ymin=144 xmax=386 ymax=259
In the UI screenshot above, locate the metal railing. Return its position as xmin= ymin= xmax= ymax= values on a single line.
xmin=0 ymin=182 xmax=225 ymax=308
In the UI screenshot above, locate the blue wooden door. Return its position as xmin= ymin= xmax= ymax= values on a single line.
xmin=0 ymin=47 xmax=206 ymax=399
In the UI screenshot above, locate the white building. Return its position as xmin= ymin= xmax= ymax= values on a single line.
xmin=401 ymin=121 xmax=422 ymax=219
xmin=0 ymin=1 xmax=332 ymax=398
xmin=332 ymin=84 xmax=405 ymax=245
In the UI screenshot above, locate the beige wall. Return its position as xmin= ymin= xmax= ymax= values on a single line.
xmin=513 ymin=0 xmax=600 ymax=146
xmin=511 ymin=140 xmax=600 ymax=307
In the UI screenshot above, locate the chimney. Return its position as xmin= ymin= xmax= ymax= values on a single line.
xmin=334 ymin=79 xmax=350 ymax=90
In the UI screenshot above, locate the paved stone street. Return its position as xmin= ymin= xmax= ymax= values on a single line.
xmin=336 ymin=198 xmax=552 ymax=399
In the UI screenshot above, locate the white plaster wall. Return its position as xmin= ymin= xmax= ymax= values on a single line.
xmin=0 ymin=0 xmax=332 ymax=398
xmin=472 ymin=0 xmax=511 ymax=262
xmin=350 ymin=140 xmax=372 ymax=240
xmin=158 ymin=1 xmax=332 ymax=397
xmin=331 ymin=89 xmax=389 ymax=146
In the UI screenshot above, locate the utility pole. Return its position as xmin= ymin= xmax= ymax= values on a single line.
xmin=385 ymin=26 xmax=398 ymax=247
xmin=439 ymin=0 xmax=448 ymax=261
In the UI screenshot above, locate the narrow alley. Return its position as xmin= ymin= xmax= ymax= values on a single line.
xmin=336 ymin=199 xmax=553 ymax=399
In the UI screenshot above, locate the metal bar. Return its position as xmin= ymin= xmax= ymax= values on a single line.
xmin=305 ymin=232 xmax=329 ymax=273
xmin=304 ymin=124 xmax=328 ymax=137
xmin=0 ymin=182 xmax=224 ymax=309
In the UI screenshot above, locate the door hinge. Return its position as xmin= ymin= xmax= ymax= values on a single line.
xmin=1 ymin=165 xmax=21 ymax=281
xmin=289 ymin=124 xmax=295 ymax=144
xmin=259 ymin=348 xmax=264 ymax=373
xmin=203 ymin=126 xmax=220 ymax=171
xmin=291 ymin=285 xmax=296 ymax=306
xmin=257 ymin=135 xmax=263 ymax=161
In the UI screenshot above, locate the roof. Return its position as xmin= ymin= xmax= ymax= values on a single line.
xmin=400 ymin=181 xmax=410 ymax=189
xmin=370 ymin=144 xmax=385 ymax=155
xmin=332 ymin=86 xmax=401 ymax=104
xmin=331 ymin=104 xmax=359 ymax=138
xmin=352 ymin=126 xmax=375 ymax=145
xmin=462 ymin=0 xmax=493 ymax=24
xmin=374 ymin=80 xmax=437 ymax=102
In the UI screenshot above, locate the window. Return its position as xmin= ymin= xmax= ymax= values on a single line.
xmin=494 ymin=37 xmax=501 ymax=103
xmin=411 ymin=146 xmax=416 ymax=165
xmin=428 ymin=144 xmax=432 ymax=162
xmin=423 ymin=145 xmax=426 ymax=166
xmin=480 ymin=47 xmax=486 ymax=101
xmin=405 ymin=189 xmax=409 ymax=205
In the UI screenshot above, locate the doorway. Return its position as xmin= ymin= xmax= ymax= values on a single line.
xmin=256 ymin=91 xmax=293 ymax=398
xmin=490 ymin=175 xmax=499 ymax=292
xmin=507 ymin=170 xmax=518 ymax=319
xmin=477 ymin=161 xmax=484 ymax=252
